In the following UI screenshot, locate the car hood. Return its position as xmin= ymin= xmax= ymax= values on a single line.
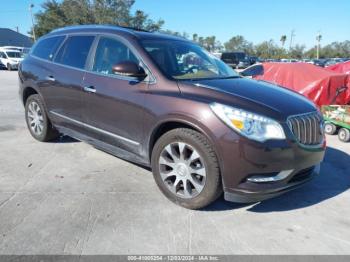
xmin=8 ymin=58 xmax=23 ymax=63
xmin=178 ymin=77 xmax=317 ymax=121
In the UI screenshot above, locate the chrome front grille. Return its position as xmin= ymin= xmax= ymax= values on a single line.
xmin=287 ymin=112 xmax=324 ymax=146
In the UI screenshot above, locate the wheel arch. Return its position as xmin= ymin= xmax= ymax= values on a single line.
xmin=22 ymin=86 xmax=39 ymax=105
xmin=147 ymin=117 xmax=223 ymax=175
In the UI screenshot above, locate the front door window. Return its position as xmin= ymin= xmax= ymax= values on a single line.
xmin=92 ymin=37 xmax=139 ymax=75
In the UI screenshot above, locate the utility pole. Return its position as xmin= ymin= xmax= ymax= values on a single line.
xmin=29 ymin=4 xmax=36 ymax=42
xmin=316 ymin=32 xmax=322 ymax=59
xmin=289 ymin=30 xmax=295 ymax=51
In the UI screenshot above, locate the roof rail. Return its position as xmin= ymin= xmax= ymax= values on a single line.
xmin=119 ymin=26 xmax=150 ymax=32
xmin=50 ymin=24 xmax=149 ymax=34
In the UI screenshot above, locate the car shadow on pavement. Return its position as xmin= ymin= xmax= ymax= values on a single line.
xmin=50 ymin=135 xmax=80 ymax=143
xmin=204 ymin=146 xmax=350 ymax=212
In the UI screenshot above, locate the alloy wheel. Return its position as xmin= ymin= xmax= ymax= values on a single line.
xmin=158 ymin=142 xmax=206 ymax=198
xmin=27 ymin=101 xmax=44 ymax=135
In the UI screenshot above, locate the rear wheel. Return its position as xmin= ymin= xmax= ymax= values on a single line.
xmin=25 ymin=94 xmax=59 ymax=142
xmin=324 ymin=122 xmax=337 ymax=135
xmin=151 ymin=128 xmax=222 ymax=209
xmin=338 ymin=128 xmax=350 ymax=142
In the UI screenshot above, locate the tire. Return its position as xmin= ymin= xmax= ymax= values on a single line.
xmin=25 ymin=94 xmax=59 ymax=142
xmin=324 ymin=122 xmax=337 ymax=135
xmin=7 ymin=63 xmax=12 ymax=71
xmin=338 ymin=128 xmax=350 ymax=142
xmin=151 ymin=128 xmax=222 ymax=209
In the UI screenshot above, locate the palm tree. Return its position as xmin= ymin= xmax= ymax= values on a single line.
xmin=280 ymin=35 xmax=287 ymax=48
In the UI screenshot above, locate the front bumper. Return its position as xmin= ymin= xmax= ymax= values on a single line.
xmin=10 ymin=63 xmax=19 ymax=69
xmin=214 ymin=119 xmax=325 ymax=204
xmin=237 ymin=63 xmax=250 ymax=69
xmin=224 ymin=165 xmax=320 ymax=203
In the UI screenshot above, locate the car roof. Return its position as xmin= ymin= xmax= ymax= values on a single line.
xmin=48 ymin=25 xmax=188 ymax=42
xmin=2 ymin=46 xmax=24 ymax=49
xmin=0 ymin=48 xmax=20 ymax=52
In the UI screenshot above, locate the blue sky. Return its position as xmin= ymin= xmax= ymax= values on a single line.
xmin=1 ymin=0 xmax=349 ymax=48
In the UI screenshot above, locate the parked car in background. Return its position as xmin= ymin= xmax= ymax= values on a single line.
xmin=325 ymin=58 xmax=343 ymax=67
xmin=0 ymin=48 xmax=24 ymax=70
xmin=19 ymin=25 xmax=325 ymax=209
xmin=265 ymin=58 xmax=280 ymax=62
xmin=280 ymin=59 xmax=298 ymax=63
xmin=236 ymin=57 xmax=251 ymax=69
xmin=211 ymin=52 xmax=222 ymax=59
xmin=221 ymin=51 xmax=246 ymax=69
xmin=312 ymin=59 xmax=328 ymax=67
xmin=248 ymin=56 xmax=258 ymax=65
xmin=2 ymin=46 xmax=31 ymax=54
xmin=327 ymin=60 xmax=350 ymax=75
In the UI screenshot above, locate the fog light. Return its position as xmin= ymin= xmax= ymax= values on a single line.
xmin=247 ymin=169 xmax=294 ymax=183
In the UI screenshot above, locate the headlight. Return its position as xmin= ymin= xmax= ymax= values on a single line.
xmin=210 ymin=102 xmax=285 ymax=142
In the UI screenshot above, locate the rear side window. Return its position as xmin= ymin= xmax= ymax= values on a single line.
xmin=31 ymin=36 xmax=65 ymax=60
xmin=54 ymin=35 xmax=94 ymax=69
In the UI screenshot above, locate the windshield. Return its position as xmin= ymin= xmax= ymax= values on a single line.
xmin=6 ymin=52 xmax=23 ymax=58
xmin=141 ymin=39 xmax=238 ymax=80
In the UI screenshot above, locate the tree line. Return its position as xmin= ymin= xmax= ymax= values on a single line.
xmin=218 ymin=35 xmax=350 ymax=59
xmin=32 ymin=0 xmax=164 ymax=37
xmin=32 ymin=0 xmax=350 ymax=59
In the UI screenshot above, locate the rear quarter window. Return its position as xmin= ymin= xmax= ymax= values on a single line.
xmin=54 ymin=35 xmax=94 ymax=69
xmin=31 ymin=36 xmax=65 ymax=60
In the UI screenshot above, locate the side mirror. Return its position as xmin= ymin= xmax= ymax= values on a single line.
xmin=240 ymin=64 xmax=264 ymax=77
xmin=112 ymin=61 xmax=147 ymax=79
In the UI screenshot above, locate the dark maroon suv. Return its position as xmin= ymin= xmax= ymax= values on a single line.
xmin=18 ymin=25 xmax=325 ymax=209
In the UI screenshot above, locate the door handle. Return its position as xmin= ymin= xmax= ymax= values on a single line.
xmin=45 ymin=75 xmax=55 ymax=81
xmin=83 ymin=86 xmax=96 ymax=93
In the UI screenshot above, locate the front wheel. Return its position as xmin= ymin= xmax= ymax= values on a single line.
xmin=338 ymin=128 xmax=350 ymax=142
xmin=25 ymin=94 xmax=59 ymax=142
xmin=151 ymin=128 xmax=222 ymax=209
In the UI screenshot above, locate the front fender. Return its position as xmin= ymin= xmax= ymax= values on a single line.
xmin=145 ymin=111 xmax=228 ymax=185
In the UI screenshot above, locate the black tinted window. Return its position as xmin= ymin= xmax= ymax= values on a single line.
xmin=55 ymin=35 xmax=94 ymax=69
xmin=32 ymin=36 xmax=65 ymax=60
xmin=92 ymin=37 xmax=139 ymax=75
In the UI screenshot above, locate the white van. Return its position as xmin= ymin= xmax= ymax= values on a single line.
xmin=1 ymin=46 xmax=31 ymax=55
xmin=0 ymin=48 xmax=24 ymax=70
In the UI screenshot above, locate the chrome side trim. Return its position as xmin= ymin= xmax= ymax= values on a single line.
xmin=50 ymin=111 xmax=140 ymax=146
xmin=83 ymin=86 xmax=96 ymax=93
